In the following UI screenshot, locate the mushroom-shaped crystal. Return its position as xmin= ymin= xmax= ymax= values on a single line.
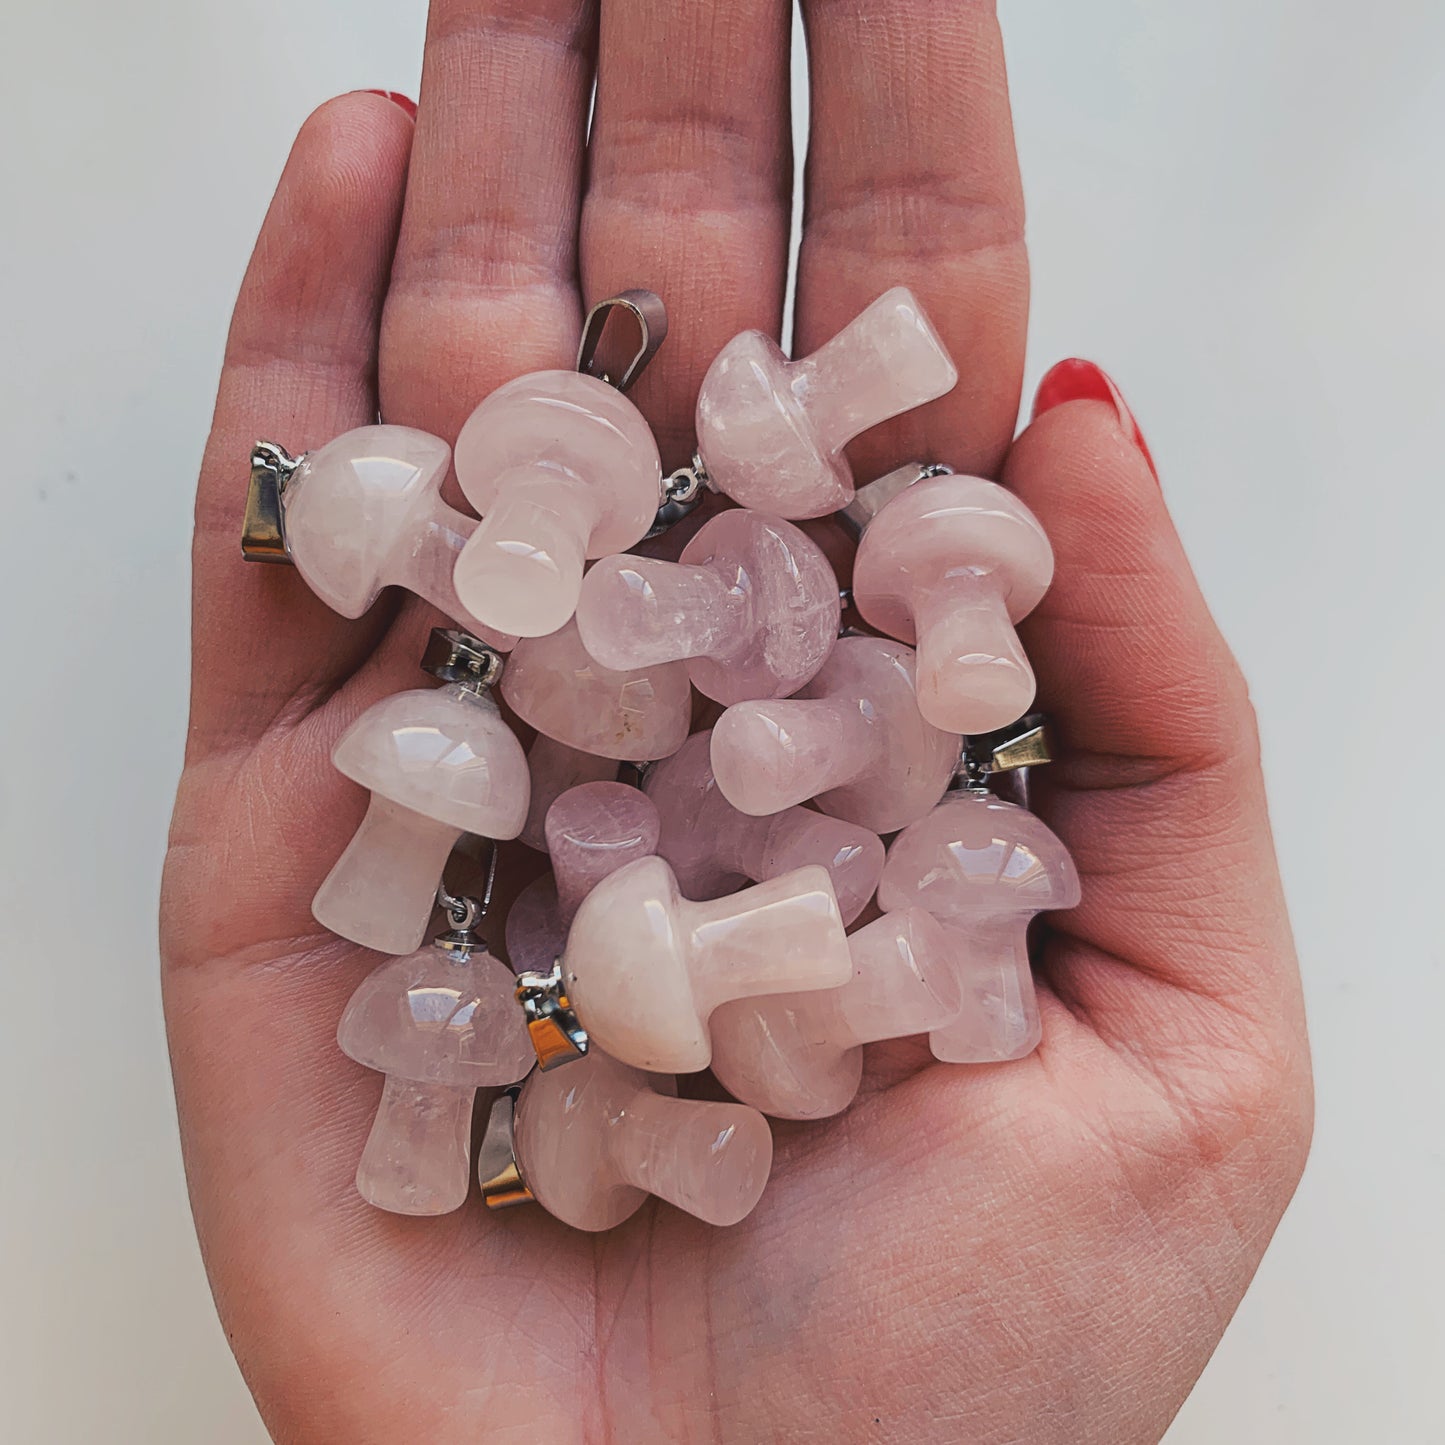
xmin=501 ymin=618 xmax=691 ymax=763
xmin=708 ymin=909 xmax=962 ymax=1119
xmin=878 ymin=791 xmax=1081 ymax=1062
xmin=513 ymin=1049 xmax=772 ymax=1232
xmin=695 ymin=288 xmax=957 ymax=519
xmin=280 ymin=425 xmax=517 ymax=649
xmin=853 ymin=474 xmax=1053 ymax=734
xmin=312 ymin=685 xmax=529 ymax=954
xmin=710 ymin=634 xmax=960 ymax=834
xmin=562 ymin=856 xmax=853 ymax=1074
xmin=575 ymin=509 xmax=840 ymax=704
xmin=451 ymin=372 xmax=662 ymax=638
xmin=519 ymin=735 xmax=620 ymax=852
xmin=337 ymin=942 xmax=536 ymax=1214
xmin=505 ymin=782 xmax=662 ymax=975
xmin=643 ymin=731 xmax=883 ymax=924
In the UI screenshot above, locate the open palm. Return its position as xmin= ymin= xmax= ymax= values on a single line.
xmin=162 ymin=3 xmax=1311 ymax=1440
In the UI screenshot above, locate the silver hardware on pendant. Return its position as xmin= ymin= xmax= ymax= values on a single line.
xmin=241 ymin=441 xmax=305 ymax=562
xmin=477 ymin=1087 xmax=534 ymax=1210
xmin=645 ymin=454 xmax=710 ymax=539
xmin=576 ymin=290 xmax=669 ymax=393
xmin=421 ymin=627 xmax=505 ymax=694
xmin=432 ymin=841 xmax=498 ymax=961
xmin=837 ymin=460 xmax=954 ymax=540
xmin=514 ymin=963 xmax=590 ymax=1071
xmin=954 ymin=713 xmax=1054 ymax=810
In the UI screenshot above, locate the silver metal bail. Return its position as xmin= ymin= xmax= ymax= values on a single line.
xmin=954 ymin=713 xmax=1055 ymax=805
xmin=514 ymin=963 xmax=590 ymax=1071
xmin=576 ymin=290 xmax=668 ymax=393
xmin=644 ymin=453 xmax=711 ymax=539
xmin=477 ymin=1087 xmax=534 ymax=1210
xmin=241 ymin=440 xmax=304 ymax=562
xmin=421 ymin=627 xmax=505 ymax=695
xmin=837 ymin=460 xmax=953 ymax=540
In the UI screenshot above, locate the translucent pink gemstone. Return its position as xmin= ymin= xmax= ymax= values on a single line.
xmin=853 ymin=474 xmax=1053 ymax=734
xmin=709 ymin=909 xmax=962 ymax=1119
xmin=513 ymin=1049 xmax=772 ymax=1232
xmin=695 ymin=288 xmax=957 ymax=518
xmin=563 ymin=856 xmax=853 ymax=1073
xmin=878 ymin=791 xmax=1081 ymax=1062
xmin=282 ymin=425 xmax=517 ymax=649
xmin=520 ymin=734 xmax=619 ymax=852
xmin=452 ymin=372 xmax=662 ymax=638
xmin=337 ymin=943 xmax=536 ymax=1214
xmin=311 ymin=685 xmax=530 ymax=955
xmin=710 ymin=635 xmax=960 ymax=834
xmin=644 ymin=731 xmax=883 ymax=924
xmin=501 ymin=619 xmax=691 ymax=763
xmin=575 ymin=510 xmax=840 ymax=704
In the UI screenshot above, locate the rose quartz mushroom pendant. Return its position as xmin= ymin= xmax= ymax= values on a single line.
xmin=643 ymin=731 xmax=884 ymax=925
xmin=451 ymin=372 xmax=662 ymax=638
xmin=501 ymin=619 xmax=692 ymax=763
xmin=519 ymin=735 xmax=620 ymax=852
xmin=710 ymin=634 xmax=960 ymax=834
xmin=878 ymin=789 xmax=1080 ymax=1062
xmin=708 ymin=909 xmax=962 ymax=1119
xmin=575 ymin=509 xmax=841 ymax=704
xmin=243 ymin=429 xmax=517 ymax=650
xmin=513 ymin=1049 xmax=773 ymax=1231
xmin=312 ymin=632 xmax=530 ymax=955
xmin=853 ymin=473 xmax=1054 ymax=735
xmin=695 ymin=287 xmax=957 ymax=518
xmin=556 ymin=856 xmax=853 ymax=1074
xmin=337 ymin=916 xmax=536 ymax=1215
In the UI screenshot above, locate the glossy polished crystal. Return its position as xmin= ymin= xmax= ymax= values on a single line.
xmin=513 ymin=1049 xmax=772 ymax=1232
xmin=452 ymin=372 xmax=662 ymax=638
xmin=644 ymin=731 xmax=883 ymax=924
xmin=337 ymin=943 xmax=536 ymax=1215
xmin=312 ymin=685 xmax=530 ymax=954
xmin=575 ymin=510 xmax=840 ymax=704
xmin=878 ymin=791 xmax=1081 ymax=1062
xmin=695 ymin=288 xmax=958 ymax=518
xmin=501 ymin=619 xmax=692 ymax=763
xmin=853 ymin=474 xmax=1053 ymax=734
xmin=710 ymin=634 xmax=959 ymax=834
xmin=520 ymin=735 xmax=619 ymax=852
xmin=563 ymin=856 xmax=852 ymax=1073
xmin=282 ymin=425 xmax=517 ymax=649
xmin=505 ymin=783 xmax=662 ymax=975
xmin=709 ymin=909 xmax=961 ymax=1119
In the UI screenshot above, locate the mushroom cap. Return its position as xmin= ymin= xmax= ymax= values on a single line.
xmin=878 ymin=792 xmax=1081 ymax=924
xmin=454 ymin=370 xmax=661 ymax=555
xmin=285 ymin=425 xmax=451 ymax=617
xmin=331 ymin=685 xmax=530 ymax=838
xmin=336 ymin=945 xmax=535 ymax=1086
xmin=853 ymin=474 xmax=1054 ymax=644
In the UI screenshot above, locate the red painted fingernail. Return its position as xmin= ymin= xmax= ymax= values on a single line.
xmin=361 ymin=90 xmax=418 ymax=119
xmin=1032 ymin=359 xmax=1157 ymax=481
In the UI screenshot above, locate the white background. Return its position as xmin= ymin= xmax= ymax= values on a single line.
xmin=2 ymin=2 xmax=1442 ymax=1441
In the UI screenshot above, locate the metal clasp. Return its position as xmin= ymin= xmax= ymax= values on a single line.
xmin=955 ymin=713 xmax=1055 ymax=807
xmin=576 ymin=290 xmax=668 ymax=393
xmin=838 ymin=461 xmax=952 ymax=540
xmin=241 ymin=441 xmax=303 ymax=562
xmin=644 ymin=453 xmax=710 ymax=539
xmin=514 ymin=963 xmax=589 ymax=1070
xmin=421 ymin=628 xmax=505 ymax=695
xmin=477 ymin=1087 xmax=534 ymax=1210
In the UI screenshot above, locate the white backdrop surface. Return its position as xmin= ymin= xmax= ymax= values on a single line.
xmin=1 ymin=2 xmax=1441 ymax=1441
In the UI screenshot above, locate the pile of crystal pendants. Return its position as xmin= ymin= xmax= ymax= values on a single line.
xmin=244 ymin=286 xmax=1081 ymax=1231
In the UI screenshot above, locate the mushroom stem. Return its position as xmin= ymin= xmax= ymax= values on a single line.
xmin=577 ymin=554 xmax=738 ymax=670
xmin=312 ymin=794 xmax=460 ymax=955
xmin=928 ymin=915 xmax=1040 ymax=1064
xmin=356 ymin=1074 xmax=477 ymax=1216
xmin=400 ymin=501 xmax=517 ymax=648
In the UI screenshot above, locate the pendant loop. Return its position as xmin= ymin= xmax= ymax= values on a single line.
xmin=421 ymin=627 xmax=505 ymax=694
xmin=514 ymin=963 xmax=590 ymax=1070
xmin=576 ymin=290 xmax=669 ymax=393
xmin=241 ymin=441 xmax=303 ymax=562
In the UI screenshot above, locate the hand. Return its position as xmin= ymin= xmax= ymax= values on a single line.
xmin=161 ymin=3 xmax=1312 ymax=1440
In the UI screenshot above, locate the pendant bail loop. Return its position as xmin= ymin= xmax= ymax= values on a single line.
xmin=954 ymin=713 xmax=1055 ymax=800
xmin=576 ymin=290 xmax=669 ymax=393
xmin=421 ymin=627 xmax=505 ymax=694
xmin=514 ymin=963 xmax=590 ymax=1070
xmin=478 ymin=1087 xmax=534 ymax=1210
xmin=241 ymin=440 xmax=303 ymax=562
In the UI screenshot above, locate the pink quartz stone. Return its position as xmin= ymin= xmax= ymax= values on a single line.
xmin=643 ymin=731 xmax=883 ymax=925
xmin=501 ymin=619 xmax=692 ymax=763
xmin=451 ymin=372 xmax=662 ymax=638
xmin=281 ymin=425 xmax=517 ymax=650
xmin=878 ymin=790 xmax=1081 ymax=1063
xmin=520 ymin=735 xmax=619 ymax=852
xmin=563 ymin=856 xmax=853 ymax=1074
xmin=575 ymin=510 xmax=840 ymax=704
xmin=337 ymin=942 xmax=536 ymax=1215
xmin=312 ymin=685 xmax=530 ymax=955
xmin=513 ymin=1049 xmax=772 ymax=1232
xmin=505 ymin=782 xmax=661 ymax=975
xmin=695 ymin=288 xmax=958 ymax=519
xmin=853 ymin=474 xmax=1054 ymax=735
xmin=710 ymin=634 xmax=960 ymax=835
xmin=708 ymin=908 xmax=962 ymax=1119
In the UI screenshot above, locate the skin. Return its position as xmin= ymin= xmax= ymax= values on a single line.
xmin=161 ymin=2 xmax=1313 ymax=1441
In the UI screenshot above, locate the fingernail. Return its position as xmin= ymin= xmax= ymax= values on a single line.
xmin=360 ymin=90 xmax=418 ymax=120
xmin=1032 ymin=359 xmax=1157 ymax=481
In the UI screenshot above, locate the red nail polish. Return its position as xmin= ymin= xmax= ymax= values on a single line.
xmin=361 ymin=90 xmax=418 ymax=120
xmin=1032 ymin=359 xmax=1157 ymax=481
